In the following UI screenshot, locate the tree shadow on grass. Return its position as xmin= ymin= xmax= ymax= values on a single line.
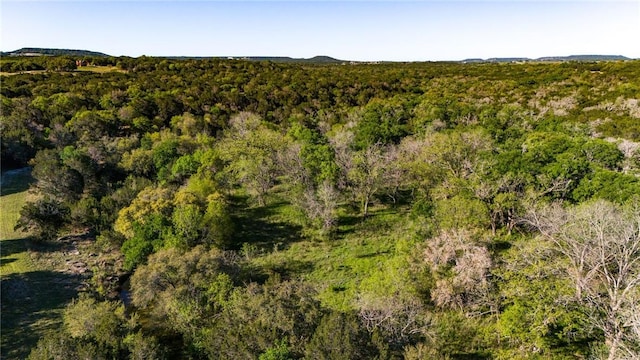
xmin=0 ymin=167 xmax=33 ymax=197
xmin=262 ymin=259 xmax=315 ymax=281
xmin=0 ymin=237 xmax=30 ymax=258
xmin=7 ymin=234 xmax=87 ymax=256
xmin=1 ymin=236 xmax=76 ymax=261
xmin=487 ymin=240 xmax=512 ymax=254
xmin=0 ymin=258 xmax=17 ymax=266
xmin=335 ymin=214 xmax=362 ymax=238
xmin=355 ymin=250 xmax=391 ymax=259
xmin=230 ymin=197 xmax=303 ymax=251
xmin=335 ymin=205 xmax=405 ymax=239
xmin=1 ymin=270 xmax=81 ymax=359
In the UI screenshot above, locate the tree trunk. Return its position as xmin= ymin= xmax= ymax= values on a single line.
xmin=363 ymin=196 xmax=370 ymax=217
xmin=606 ymin=333 xmax=622 ymax=360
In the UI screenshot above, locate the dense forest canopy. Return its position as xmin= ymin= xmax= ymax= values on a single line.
xmin=1 ymin=56 xmax=640 ymax=359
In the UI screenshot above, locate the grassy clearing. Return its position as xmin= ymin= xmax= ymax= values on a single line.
xmin=0 ymin=66 xmax=123 ymax=77
xmin=0 ymin=169 xmax=85 ymax=359
xmin=1 ymin=168 xmax=35 ymax=274
xmin=75 ymin=65 xmax=124 ymax=73
xmin=241 ymin=195 xmax=421 ymax=312
xmin=0 ymin=70 xmax=47 ymax=77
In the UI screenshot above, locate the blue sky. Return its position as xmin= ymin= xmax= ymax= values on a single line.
xmin=1 ymin=1 xmax=639 ymax=61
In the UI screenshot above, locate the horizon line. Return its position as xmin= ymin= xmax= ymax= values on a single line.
xmin=1 ymin=48 xmax=635 ymax=63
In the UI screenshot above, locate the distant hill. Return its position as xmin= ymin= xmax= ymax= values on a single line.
xmin=2 ymin=48 xmax=110 ymax=57
xmin=462 ymin=55 xmax=631 ymax=63
xmin=137 ymin=55 xmax=345 ymax=64
xmin=2 ymin=48 xmax=631 ymax=64
xmin=487 ymin=57 xmax=530 ymax=63
xmin=1 ymin=49 xmax=343 ymax=63
xmin=536 ymin=55 xmax=630 ymax=62
xmin=221 ymin=55 xmax=344 ymax=64
xmin=460 ymin=58 xmax=485 ymax=63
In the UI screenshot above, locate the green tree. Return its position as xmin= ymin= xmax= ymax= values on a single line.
xmin=124 ymin=332 xmax=166 ymax=360
xmin=31 ymin=149 xmax=84 ymax=202
xmin=353 ymin=97 xmax=411 ymax=149
xmin=204 ymin=279 xmax=323 ymax=358
xmin=217 ymin=112 xmax=287 ymax=205
xmin=121 ymin=213 xmax=170 ymax=270
xmin=259 ymin=340 xmax=292 ymax=360
xmin=201 ymin=191 xmax=234 ymax=248
xmin=15 ymin=197 xmax=69 ymax=241
xmin=169 ymin=176 xmax=233 ymax=248
xmin=343 ymin=143 xmax=398 ymax=217
xmin=114 ymin=185 xmax=174 ymax=239
xmin=434 ymin=195 xmax=490 ymax=230
xmin=572 ymin=168 xmax=640 ymax=203
xmin=44 ymin=56 xmax=77 ymax=71
xmin=130 ymin=246 xmax=237 ymax=353
xmin=305 ymin=312 xmax=380 ymax=360
xmin=63 ymin=295 xmax=130 ymax=357
xmin=66 ymin=110 xmax=118 ymax=144
xmin=579 ymin=138 xmax=624 ymax=170
xmin=495 ymin=236 xmax=588 ymax=358
xmin=0 ymin=97 xmax=47 ymax=167
xmin=28 ymin=332 xmax=99 ymax=360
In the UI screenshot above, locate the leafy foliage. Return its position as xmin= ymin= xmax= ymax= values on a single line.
xmin=3 ymin=56 xmax=640 ymax=359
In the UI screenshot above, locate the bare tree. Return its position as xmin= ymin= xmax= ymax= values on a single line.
xmin=347 ymin=143 xmax=389 ymax=216
xmin=328 ymin=127 xmax=355 ymax=191
xmin=522 ymin=200 xmax=640 ymax=360
xmin=423 ymin=229 xmax=494 ymax=313
xmin=615 ymin=138 xmax=640 ymax=173
xmin=333 ymin=141 xmax=403 ymax=217
xmin=277 ymin=142 xmax=309 ymax=187
xmin=278 ymin=142 xmax=340 ymax=236
xmin=302 ymin=180 xmax=340 ymax=236
xmin=357 ymin=294 xmax=430 ymax=347
xmin=381 ymin=144 xmax=405 ymax=203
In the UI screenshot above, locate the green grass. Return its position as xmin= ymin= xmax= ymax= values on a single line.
xmin=75 ymin=65 xmax=124 ymax=73
xmin=0 ymin=169 xmax=80 ymax=359
xmin=240 ymin=195 xmax=421 ymax=312
xmin=0 ymin=177 xmax=421 ymax=357
xmin=0 ymin=66 xmax=123 ymax=77
xmin=1 ymin=168 xmax=35 ymax=274
xmin=0 ymin=70 xmax=47 ymax=77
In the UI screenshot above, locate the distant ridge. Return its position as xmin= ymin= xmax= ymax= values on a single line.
xmin=536 ymin=55 xmax=630 ymax=62
xmin=1 ymin=48 xmax=632 ymax=63
xmin=1 ymin=49 xmax=345 ymax=63
xmin=462 ymin=55 xmax=631 ymax=63
xmin=167 ymin=55 xmax=344 ymax=63
xmin=486 ymin=57 xmax=530 ymax=63
xmin=2 ymin=47 xmax=110 ymax=57
xmin=1 ymin=49 xmax=344 ymax=63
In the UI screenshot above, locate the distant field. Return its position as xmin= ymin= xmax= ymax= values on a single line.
xmin=0 ymin=70 xmax=47 ymax=76
xmin=75 ymin=65 xmax=124 ymax=73
xmin=0 ymin=66 xmax=123 ymax=76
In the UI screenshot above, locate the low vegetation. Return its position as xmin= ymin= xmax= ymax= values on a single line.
xmin=1 ymin=56 xmax=640 ymax=359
